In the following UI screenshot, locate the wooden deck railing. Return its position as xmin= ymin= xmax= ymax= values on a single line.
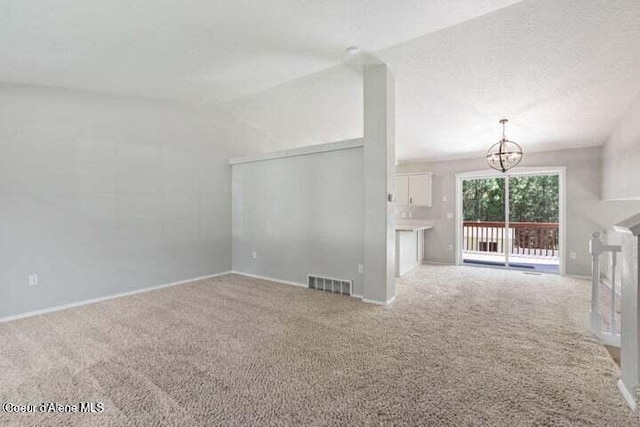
xmin=462 ymin=221 xmax=559 ymax=258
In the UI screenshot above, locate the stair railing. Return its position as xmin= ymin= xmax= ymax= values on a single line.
xmin=589 ymin=231 xmax=622 ymax=346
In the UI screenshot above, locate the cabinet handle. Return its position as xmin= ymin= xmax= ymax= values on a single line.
xmin=409 ymin=197 xmax=412 ymax=204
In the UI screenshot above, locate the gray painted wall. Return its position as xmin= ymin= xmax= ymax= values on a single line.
xmin=232 ymin=146 xmax=364 ymax=296
xmin=603 ymin=90 xmax=640 ymax=201
xmin=396 ymin=146 xmax=640 ymax=277
xmin=0 ymin=84 xmax=263 ymax=318
xmin=363 ymin=65 xmax=396 ymax=304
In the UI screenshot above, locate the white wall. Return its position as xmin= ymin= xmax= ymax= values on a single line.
xmin=224 ymin=65 xmax=363 ymax=153
xmin=231 ymin=144 xmax=364 ymax=296
xmin=396 ymin=146 xmax=640 ymax=277
xmin=0 ymin=83 xmax=267 ymax=318
xmin=362 ymin=64 xmax=396 ymax=304
xmin=230 ymin=65 xmax=396 ymax=303
xmin=603 ymin=90 xmax=640 ymax=201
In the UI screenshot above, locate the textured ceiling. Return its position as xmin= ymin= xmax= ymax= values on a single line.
xmin=0 ymin=0 xmax=521 ymax=103
xmin=381 ymin=0 xmax=640 ymax=161
xmin=225 ymin=0 xmax=640 ymax=161
xmin=2 ymin=0 xmax=639 ymax=161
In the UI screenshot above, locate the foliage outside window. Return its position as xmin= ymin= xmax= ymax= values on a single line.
xmin=462 ymin=175 xmax=559 ymax=223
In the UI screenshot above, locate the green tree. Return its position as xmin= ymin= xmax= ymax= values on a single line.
xmin=463 ymin=175 xmax=558 ymax=223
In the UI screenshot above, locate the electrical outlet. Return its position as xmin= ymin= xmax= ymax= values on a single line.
xmin=446 ymin=213 xmax=454 ymax=219
xmin=442 ymin=195 xmax=448 ymax=202
xmin=28 ymin=274 xmax=39 ymax=286
xmin=357 ymin=264 xmax=364 ymax=274
xmin=448 ymin=244 xmax=453 ymax=251
xmin=570 ymin=252 xmax=577 ymax=260
xmin=252 ymin=251 xmax=257 ymax=259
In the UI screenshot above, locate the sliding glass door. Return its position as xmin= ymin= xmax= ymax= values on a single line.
xmin=461 ymin=172 xmax=560 ymax=273
xmin=462 ymin=177 xmax=506 ymax=267
xmin=508 ymin=174 xmax=560 ymax=272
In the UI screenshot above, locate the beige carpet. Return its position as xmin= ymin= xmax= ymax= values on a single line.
xmin=0 ymin=266 xmax=637 ymax=426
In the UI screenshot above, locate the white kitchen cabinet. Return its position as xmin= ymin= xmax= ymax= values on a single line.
xmin=394 ymin=175 xmax=409 ymax=206
xmin=395 ymin=173 xmax=432 ymax=207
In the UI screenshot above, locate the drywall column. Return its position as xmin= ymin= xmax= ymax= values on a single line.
xmin=363 ymin=64 xmax=396 ymax=304
xmin=614 ymin=212 xmax=640 ymax=409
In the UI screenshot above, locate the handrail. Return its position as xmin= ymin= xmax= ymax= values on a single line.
xmin=589 ymin=231 xmax=622 ymax=345
xmin=463 ymin=221 xmax=558 ymax=229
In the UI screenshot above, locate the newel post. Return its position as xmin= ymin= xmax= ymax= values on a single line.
xmin=613 ymin=212 xmax=640 ymax=410
xmin=590 ymin=231 xmax=604 ymax=336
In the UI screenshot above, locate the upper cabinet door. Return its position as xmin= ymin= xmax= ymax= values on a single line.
xmin=408 ymin=174 xmax=432 ymax=206
xmin=394 ymin=175 xmax=409 ymax=205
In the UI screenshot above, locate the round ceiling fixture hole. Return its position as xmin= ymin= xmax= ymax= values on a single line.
xmin=345 ymin=46 xmax=361 ymax=55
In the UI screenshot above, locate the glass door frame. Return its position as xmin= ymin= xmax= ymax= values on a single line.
xmin=454 ymin=167 xmax=566 ymax=275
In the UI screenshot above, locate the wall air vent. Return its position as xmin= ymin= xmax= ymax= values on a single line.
xmin=307 ymin=275 xmax=352 ymax=296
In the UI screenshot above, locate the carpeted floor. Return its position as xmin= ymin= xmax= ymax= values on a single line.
xmin=0 ymin=266 xmax=637 ymax=426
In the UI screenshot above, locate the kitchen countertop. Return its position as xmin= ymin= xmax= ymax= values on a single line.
xmin=395 ymin=220 xmax=435 ymax=232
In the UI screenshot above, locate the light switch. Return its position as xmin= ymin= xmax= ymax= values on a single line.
xmin=446 ymin=213 xmax=454 ymax=219
xmin=442 ymin=196 xmax=448 ymax=202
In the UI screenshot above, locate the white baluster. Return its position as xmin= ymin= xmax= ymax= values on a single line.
xmin=589 ymin=231 xmax=604 ymax=336
xmin=611 ymin=251 xmax=617 ymax=336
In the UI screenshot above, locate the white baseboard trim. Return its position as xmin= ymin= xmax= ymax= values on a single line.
xmin=361 ymin=298 xmax=385 ymax=305
xmin=231 ymin=271 xmax=378 ymax=304
xmin=566 ymin=274 xmax=591 ymax=281
xmin=600 ymin=335 xmax=621 ymax=348
xmin=362 ymin=295 xmax=396 ymax=306
xmin=0 ymin=271 xmax=232 ymax=323
xmin=396 ymin=263 xmax=422 ymax=277
xmin=618 ymin=379 xmax=637 ymax=411
xmin=230 ymin=271 xmax=307 ymax=288
xmin=421 ymin=261 xmax=454 ymax=266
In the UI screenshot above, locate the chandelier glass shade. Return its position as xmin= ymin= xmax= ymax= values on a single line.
xmin=486 ymin=119 xmax=523 ymax=173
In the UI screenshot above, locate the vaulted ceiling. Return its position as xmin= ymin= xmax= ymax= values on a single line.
xmin=224 ymin=0 xmax=640 ymax=161
xmin=2 ymin=0 xmax=640 ymax=161
xmin=0 ymin=0 xmax=521 ymax=102
xmin=381 ymin=0 xmax=640 ymax=161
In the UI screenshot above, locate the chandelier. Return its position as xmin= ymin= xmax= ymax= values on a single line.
xmin=486 ymin=119 xmax=523 ymax=173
